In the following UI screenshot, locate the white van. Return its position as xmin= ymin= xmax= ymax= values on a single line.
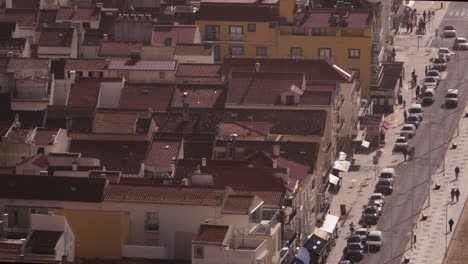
xmin=408 ymin=104 xmax=423 ymax=120
xmin=422 ymin=88 xmax=435 ymax=103
xmin=367 ymin=230 xmax=383 ymax=251
xmin=445 ymin=89 xmax=459 ymax=107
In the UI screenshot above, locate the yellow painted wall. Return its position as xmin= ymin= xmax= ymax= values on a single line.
xmin=50 ymin=208 xmax=130 ymax=259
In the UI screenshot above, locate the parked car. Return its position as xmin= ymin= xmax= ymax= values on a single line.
xmin=445 ymin=89 xmax=459 ymax=108
xmin=438 ymin=47 xmax=453 ymax=61
xmin=406 ymin=114 xmax=421 ymax=128
xmin=401 ymin=124 xmax=417 ymax=139
xmin=393 ymin=136 xmax=409 ymax=152
xmin=370 ymin=192 xmax=386 ymax=205
xmin=362 ymin=206 xmax=379 ymax=226
xmin=422 ymin=76 xmax=438 ymax=88
xmin=432 ymin=57 xmax=447 ymax=71
xmin=380 ymin=168 xmax=395 ymax=182
xmin=339 ymin=261 xmax=352 ymax=264
xmin=345 ymin=243 xmax=364 ymax=261
xmin=454 ymin=37 xmax=468 ymax=50
xmin=426 ymin=69 xmax=441 ymax=83
xmin=408 ymin=104 xmax=423 ymax=120
xmin=375 ymin=178 xmax=394 ymax=195
xmin=367 ymin=230 xmax=384 ymax=251
xmin=443 ymin=25 xmax=456 ymax=38
xmin=347 ymin=234 xmax=363 ymax=246
xmin=422 ymin=88 xmax=436 ymax=104
xmin=372 ymin=200 xmax=383 ymax=216
xmin=355 ymin=227 xmax=369 ymax=244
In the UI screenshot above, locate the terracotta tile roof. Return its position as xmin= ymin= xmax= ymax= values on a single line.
xmin=4 ymin=127 xmax=35 ymax=143
xmin=176 ymin=63 xmax=222 ymax=78
xmin=36 ymin=9 xmax=58 ymax=31
xmin=39 ymin=27 xmax=74 ymax=47
xmin=223 ymin=194 xmax=255 ymax=214
xmin=226 ymin=71 xmax=304 ymax=105
xmin=198 ymin=4 xmax=280 ymax=22
xmin=99 ymin=41 xmax=143 ymax=57
xmin=152 ymin=25 xmax=197 ymax=46
xmin=0 ymin=174 xmax=107 ymax=202
xmin=32 ymin=128 xmax=60 ymax=146
xmin=69 ymin=140 xmax=151 ymax=174
xmin=7 ymin=58 xmax=50 ymax=70
xmin=0 ymin=38 xmax=26 ymax=55
xmin=0 ymin=122 xmax=10 ymax=140
xmin=301 ymin=88 xmax=333 ymax=106
xmin=118 ymin=84 xmax=175 ymax=112
xmin=27 ymin=231 xmax=62 ymax=255
xmin=16 ymin=153 xmax=48 ymax=168
xmin=202 ymin=0 xmax=278 ymax=3
xmin=67 ymin=78 xmax=101 ymax=108
xmin=234 ymin=189 xmax=283 ymax=208
xmin=152 ymin=113 xmax=197 ymax=134
xmin=299 ymin=9 xmax=372 ymax=28
xmin=56 ymin=7 xmax=100 ymax=21
xmin=218 ymin=121 xmax=272 ymax=137
xmin=94 ymin=111 xmax=139 ymax=124
xmin=107 ymin=60 xmax=177 ymax=71
xmin=0 ymin=9 xmax=39 ymax=28
xmin=12 ymin=0 xmax=40 ymax=8
xmin=193 ymin=225 xmax=229 ymax=244
xmin=171 ymin=85 xmax=224 ymax=109
xmin=145 ymin=139 xmax=182 ymax=170
xmin=104 ymin=184 xmax=227 ymax=205
xmin=155 ymin=132 xmax=216 ymax=160
xmin=0 ymin=240 xmax=22 ymax=254
xmin=223 ymin=58 xmax=354 ymax=83
xmin=65 ymin=59 xmax=109 ymax=70
xmin=174 ymin=43 xmax=214 ymax=56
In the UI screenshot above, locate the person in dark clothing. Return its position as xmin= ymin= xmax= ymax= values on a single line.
xmin=404 ymin=110 xmax=408 ymax=122
xmin=451 ymin=188 xmax=456 ymax=203
xmin=455 ymin=166 xmax=460 ymax=180
xmin=449 ymin=218 xmax=454 ymax=232
xmin=403 ymin=148 xmax=408 ymax=161
xmin=425 ymin=65 xmax=428 ymax=75
xmin=416 ymin=85 xmax=421 ymax=98
xmin=456 ymin=189 xmax=460 ymax=202
xmin=380 ymin=131 xmax=386 ymax=144
xmin=423 ymin=10 xmax=427 ymax=21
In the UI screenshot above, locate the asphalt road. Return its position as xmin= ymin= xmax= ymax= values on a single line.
xmin=360 ymin=3 xmax=468 ymax=263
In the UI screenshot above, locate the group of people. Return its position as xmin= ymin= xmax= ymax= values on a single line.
xmin=450 ymin=188 xmax=461 ymax=203
xmin=403 ymin=8 xmax=432 ymax=34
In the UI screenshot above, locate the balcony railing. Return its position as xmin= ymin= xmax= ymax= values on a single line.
xmin=203 ymin=32 xmax=245 ymax=42
xmin=228 ymin=33 xmax=245 ymax=41
xmin=249 ymin=209 xmax=279 ymax=235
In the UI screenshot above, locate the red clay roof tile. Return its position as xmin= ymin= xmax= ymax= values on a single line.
xmin=174 ymin=43 xmax=213 ymax=56
xmin=99 ymin=41 xmax=142 ymax=57
xmin=144 ymin=139 xmax=182 ymax=170
xmin=234 ymin=189 xmax=283 ymax=208
xmin=299 ymin=9 xmax=372 ymax=28
xmin=4 ymin=127 xmax=35 ymax=143
xmin=118 ymin=84 xmax=174 ymax=112
xmin=56 ymin=7 xmax=100 ymax=21
xmin=171 ymin=85 xmax=224 ymax=109
xmin=223 ymin=194 xmax=255 ymax=214
xmin=67 ymin=79 xmax=101 ymax=108
xmin=1 ymin=9 xmax=39 ymax=28
xmin=193 ymin=225 xmax=229 ymax=244
xmin=176 ymin=63 xmax=222 ymax=78
xmin=152 ymin=25 xmax=197 ymax=46
xmin=39 ymin=27 xmax=74 ymax=47
xmin=65 ymin=59 xmax=109 ymax=70
xmin=7 ymin=58 xmax=50 ymax=70
xmin=108 ymin=60 xmax=177 ymax=71
xmin=16 ymin=153 xmax=48 ymax=168
xmin=33 ymin=128 xmax=60 ymax=145
xmin=218 ymin=121 xmax=272 ymax=136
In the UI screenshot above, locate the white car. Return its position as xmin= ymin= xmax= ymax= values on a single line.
xmin=367 ymin=230 xmax=383 ymax=251
xmin=432 ymin=57 xmax=447 ymax=71
xmin=445 ymin=89 xmax=459 ymax=107
xmin=443 ymin=25 xmax=456 ymax=38
xmin=408 ymin=103 xmax=424 ymax=121
xmin=426 ymin=69 xmax=441 ymax=83
xmin=370 ymin=192 xmax=386 ymax=205
xmin=438 ymin=47 xmax=453 ymax=61
xmin=422 ymin=88 xmax=436 ymax=104
xmin=454 ymin=37 xmax=468 ymax=50
xmin=422 ymin=76 xmax=438 ymax=88
xmin=393 ymin=136 xmax=409 ymax=151
xmin=401 ymin=124 xmax=417 ymax=139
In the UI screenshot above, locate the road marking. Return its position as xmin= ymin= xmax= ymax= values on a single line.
xmin=456 ymin=11 xmax=460 ymax=16
xmin=462 ymin=12 xmax=466 ymax=16
xmin=449 ymin=11 xmax=454 ymax=16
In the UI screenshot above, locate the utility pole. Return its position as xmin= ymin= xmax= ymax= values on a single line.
xmin=428 ymin=113 xmax=431 ymax=207
xmin=445 ymin=204 xmax=448 ymax=256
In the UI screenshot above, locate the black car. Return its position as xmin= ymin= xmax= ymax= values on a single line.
xmin=375 ymin=179 xmax=394 ymax=195
xmin=347 ymin=235 xmax=363 ymax=246
xmin=362 ymin=206 xmax=379 ymax=226
xmin=345 ymin=243 xmax=364 ymax=261
xmin=406 ymin=115 xmax=421 ymax=128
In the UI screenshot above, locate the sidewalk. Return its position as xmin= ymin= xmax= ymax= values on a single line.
xmin=325 ymin=2 xmax=448 ymax=264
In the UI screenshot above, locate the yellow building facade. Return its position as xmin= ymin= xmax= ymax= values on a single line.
xmin=196 ymin=0 xmax=374 ymax=98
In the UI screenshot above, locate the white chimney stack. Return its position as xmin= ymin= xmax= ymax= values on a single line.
xmin=69 ymin=70 xmax=76 ymax=83
xmin=202 ymin=158 xmax=207 ymax=167
xmin=170 ymin=157 xmax=176 ymax=175
xmin=3 ymin=214 xmax=8 ymax=229
xmin=273 ymin=145 xmax=280 ymax=157
xmin=273 ymin=159 xmax=278 ymax=168
xmin=255 ymin=62 xmax=260 ymax=72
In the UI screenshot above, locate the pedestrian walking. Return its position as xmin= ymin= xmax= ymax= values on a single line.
xmin=425 ymin=65 xmax=428 ymax=75
xmin=410 ymin=22 xmax=414 ymax=33
xmin=451 ymin=188 xmax=456 ymax=203
xmin=455 ymin=166 xmax=460 ymax=180
xmin=403 ymin=100 xmax=406 ymax=108
xmin=423 ymin=10 xmax=427 ymax=21
xmin=449 ymin=218 xmax=454 ymax=232
xmin=416 ymin=85 xmax=421 ymax=98
xmin=403 ymin=147 xmax=408 ymax=161
xmin=456 ymin=189 xmax=460 ymax=202
xmin=428 ymin=10 xmax=432 ymax=22
xmin=404 ymin=110 xmax=408 ymax=122
xmin=349 ymin=222 xmax=355 ymax=233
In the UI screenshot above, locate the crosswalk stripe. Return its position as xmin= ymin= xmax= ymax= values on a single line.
xmin=449 ymin=11 xmax=454 ymax=16
xmin=462 ymin=12 xmax=466 ymax=16
xmin=455 ymin=11 xmax=460 ymax=16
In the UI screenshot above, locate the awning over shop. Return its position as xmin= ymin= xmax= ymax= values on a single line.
xmin=329 ymin=174 xmax=340 ymax=185
xmin=320 ymin=214 xmax=340 ymax=234
xmin=294 ymin=246 xmax=310 ymax=264
xmin=361 ymin=140 xmax=371 ymax=148
xmin=333 ymin=160 xmax=351 ymax=172
xmin=338 ymin=152 xmax=347 ymax=161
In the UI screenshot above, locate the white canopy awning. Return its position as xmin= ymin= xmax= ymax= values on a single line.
xmin=329 ymin=174 xmax=340 ymax=185
xmin=338 ymin=152 xmax=347 ymax=161
xmin=333 ymin=160 xmax=351 ymax=172
xmin=361 ymin=140 xmax=370 ymax=148
xmin=320 ymin=214 xmax=340 ymax=234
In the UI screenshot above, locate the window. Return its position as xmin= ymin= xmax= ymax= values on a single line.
xmin=214 ymin=45 xmax=221 ymax=62
xmin=82 ymin=22 xmax=90 ymax=28
xmin=194 ymin=246 xmax=204 ymax=258
xmin=248 ymin=24 xmax=256 ymax=32
xmin=145 ymin=212 xmax=159 ymax=231
xmin=292 ymin=26 xmax=305 ymax=35
xmin=76 ymin=71 xmax=83 ymax=77
xmin=318 ymin=48 xmax=331 ymax=59
xmin=286 ymin=95 xmax=295 ymax=105
xmin=99 ymin=71 xmax=104 ymax=77
xmin=256 ymin=47 xmax=267 ymax=57
xmin=88 ymin=71 xmax=93 ymax=77
xmin=348 ymin=48 xmax=360 ymax=58
xmin=350 ymin=68 xmax=360 ymax=79
xmin=159 ymin=71 xmax=166 ymax=80
xmin=205 ymin=25 xmax=220 ymax=41
xmin=229 ymin=46 xmax=244 ymax=57
xmin=290 ymin=47 xmax=302 ymax=58
xmin=229 ymin=26 xmax=244 ymax=41
xmin=312 ymin=28 xmax=327 ymax=36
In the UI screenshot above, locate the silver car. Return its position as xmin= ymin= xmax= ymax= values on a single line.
xmin=454 ymin=37 xmax=468 ymax=50
xmin=438 ymin=47 xmax=453 ymax=61
xmin=401 ymin=124 xmax=416 ymax=139
xmin=443 ymin=25 xmax=456 ymax=38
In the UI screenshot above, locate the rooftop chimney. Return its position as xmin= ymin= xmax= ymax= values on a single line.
xmin=255 ymin=62 xmax=260 ymax=72
xmin=7 ymin=51 xmax=13 ymax=57
xmin=181 ymin=178 xmax=189 ymax=186
xmin=273 ymin=144 xmax=280 ymax=157
xmin=72 ymin=163 xmax=78 ymax=171
xmin=73 ymin=5 xmax=78 ymax=13
xmin=96 ymin=2 xmax=104 ymax=9
xmin=2 ymin=214 xmax=8 ymax=230
xmin=103 ymin=33 xmax=108 ymax=41
xmin=202 ymin=158 xmax=207 ymax=167
xmin=273 ymin=159 xmax=278 ymax=168
xmin=170 ymin=157 xmax=176 ymax=175
xmin=139 ymin=163 xmax=145 ymax=176
xmin=12 ymin=114 xmax=20 ymax=128
xmin=226 ymin=134 xmax=237 ymax=160
xmin=69 ymin=70 xmax=76 ymax=83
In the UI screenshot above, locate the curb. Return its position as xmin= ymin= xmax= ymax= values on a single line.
xmin=443 ymin=197 xmax=468 ymax=264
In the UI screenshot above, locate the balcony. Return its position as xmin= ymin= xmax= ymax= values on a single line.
xmin=122 ymin=244 xmax=169 ymax=259
xmin=280 ymin=231 xmax=297 ymax=264
xmin=370 ymin=64 xmax=383 ymax=87
xmin=228 ymin=33 xmax=245 ymax=41
xmin=249 ymin=209 xmax=279 ymax=235
xmin=372 ymin=27 xmax=384 ymax=47
xmin=285 ymin=208 xmax=297 ymax=224
xmin=203 ymin=32 xmax=245 ymax=42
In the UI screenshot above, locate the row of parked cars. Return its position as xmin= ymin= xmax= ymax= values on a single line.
xmin=342 ymin=169 xmax=395 ymax=262
xmin=393 ymin=104 xmax=423 ymax=152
